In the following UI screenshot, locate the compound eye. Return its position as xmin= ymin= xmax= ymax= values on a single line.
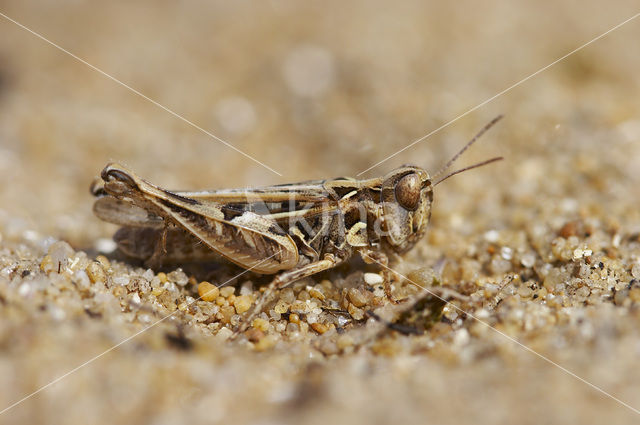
xmin=394 ymin=173 xmax=421 ymax=211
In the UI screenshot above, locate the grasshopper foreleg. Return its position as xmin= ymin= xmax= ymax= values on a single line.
xmin=359 ymin=249 xmax=400 ymax=304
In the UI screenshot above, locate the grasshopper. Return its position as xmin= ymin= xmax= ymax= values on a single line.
xmin=91 ymin=116 xmax=502 ymax=326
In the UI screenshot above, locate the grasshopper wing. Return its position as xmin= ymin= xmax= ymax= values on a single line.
xmin=98 ymin=163 xmax=300 ymax=274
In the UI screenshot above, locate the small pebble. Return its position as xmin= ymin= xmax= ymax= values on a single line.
xmin=48 ymin=241 xmax=75 ymax=271
xmin=490 ymin=257 xmax=511 ymax=275
xmin=73 ymin=270 xmax=91 ymax=289
xmin=274 ymin=300 xmax=289 ymax=314
xmin=269 ymin=309 xmax=282 ymax=321
xmin=142 ymin=269 xmax=154 ymax=281
xmin=280 ymin=288 xmax=295 ymax=303
xmin=198 ymin=281 xmax=220 ymax=302
xmin=40 ymin=255 xmax=55 ymax=273
xmin=347 ymin=303 xmax=364 ymax=321
xmin=86 ymin=261 xmax=107 ymax=283
xmin=290 ymin=301 xmax=308 ymax=314
xmin=112 ymin=276 xmax=129 ymax=286
xmin=234 ymin=295 xmax=252 ymax=314
xmin=239 ymin=281 xmax=254 ymax=296
xmin=220 ymin=286 xmax=235 ymax=298
xmin=364 ymin=273 xmax=383 ymax=286
xmin=347 ymin=287 xmax=369 ymax=308
xmin=308 ymin=286 xmax=326 ymax=301
xmin=521 ymin=253 xmax=536 ymax=268
xmin=216 ymin=327 xmax=233 ymax=341
xmin=95 ymin=255 xmax=111 ymax=270
xmin=576 ymin=286 xmax=591 ymax=298
xmin=167 ymin=269 xmax=189 ymax=286
xmin=219 ymin=306 xmax=235 ymax=323
xmin=310 ymin=322 xmax=329 ymax=334
xmin=252 ymin=318 xmax=269 ymax=332
xmin=337 ymin=316 xmax=349 ymax=327
xmin=517 ymin=286 xmax=533 ymax=298
xmin=572 ymin=248 xmax=592 ymax=260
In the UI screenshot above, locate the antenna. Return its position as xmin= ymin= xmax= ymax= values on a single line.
xmin=434 ymin=156 xmax=503 ymax=186
xmin=432 ymin=114 xmax=503 ymax=181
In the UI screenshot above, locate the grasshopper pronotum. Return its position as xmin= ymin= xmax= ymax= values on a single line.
xmin=91 ymin=116 xmax=502 ymax=326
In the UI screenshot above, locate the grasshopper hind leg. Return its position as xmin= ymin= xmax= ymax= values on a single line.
xmin=236 ymin=253 xmax=344 ymax=336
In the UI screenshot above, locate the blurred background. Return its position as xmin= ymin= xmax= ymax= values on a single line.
xmin=0 ymin=0 xmax=638 ymax=245
xmin=1 ymin=1 xmax=640 ymax=424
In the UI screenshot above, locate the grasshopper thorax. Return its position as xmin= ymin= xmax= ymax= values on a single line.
xmin=380 ymin=165 xmax=433 ymax=253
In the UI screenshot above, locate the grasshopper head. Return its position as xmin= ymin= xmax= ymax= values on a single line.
xmin=379 ymin=115 xmax=505 ymax=253
xmin=381 ymin=166 xmax=433 ymax=253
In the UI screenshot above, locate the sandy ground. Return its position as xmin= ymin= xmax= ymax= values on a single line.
xmin=1 ymin=1 xmax=640 ymax=424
